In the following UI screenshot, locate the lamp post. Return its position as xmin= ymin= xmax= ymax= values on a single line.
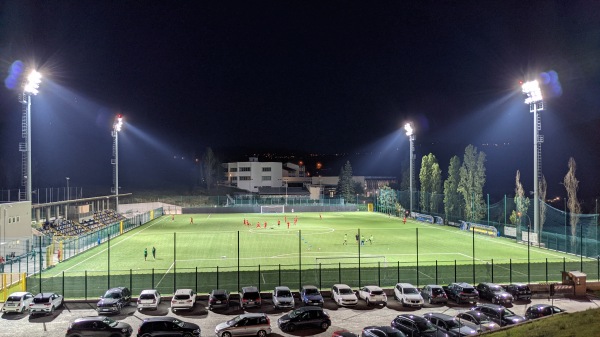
xmin=112 ymin=115 xmax=123 ymax=211
xmin=66 ymin=177 xmax=70 ymax=220
xmin=20 ymin=70 xmax=42 ymax=202
xmin=404 ymin=123 xmax=415 ymax=216
xmin=522 ymin=80 xmax=544 ymax=234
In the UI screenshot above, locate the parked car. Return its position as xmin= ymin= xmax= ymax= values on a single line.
xmin=362 ymin=326 xmax=406 ymax=337
xmin=471 ymin=303 xmax=527 ymax=326
xmin=1 ymin=291 xmax=34 ymax=314
xmin=29 ymin=292 xmax=64 ymax=316
xmin=505 ymin=283 xmax=532 ymax=301
xmin=423 ymin=312 xmax=477 ymax=336
xmin=455 ymin=310 xmax=499 ymax=332
xmin=358 ymin=285 xmax=387 ymax=306
xmin=420 ymin=285 xmax=448 ymax=305
xmin=209 ymin=289 xmax=230 ymax=310
xmin=97 ymin=287 xmax=132 ymax=314
xmin=525 ymin=304 xmax=565 ymax=319
xmin=476 ymin=283 xmax=513 ymax=305
xmin=137 ymin=289 xmax=161 ymax=311
xmin=277 ymin=306 xmax=331 ymax=332
xmin=391 ymin=314 xmax=449 ymax=337
xmin=331 ymin=284 xmax=358 ymax=307
xmin=66 ymin=316 xmax=133 ymax=337
xmin=332 ymin=330 xmax=359 ymax=337
xmin=137 ymin=317 xmax=200 ymax=336
xmin=272 ymin=286 xmax=294 ymax=309
xmin=443 ymin=283 xmax=479 ymax=304
xmin=240 ymin=286 xmax=262 ymax=309
xmin=394 ymin=283 xmax=424 ymax=308
xmin=171 ymin=289 xmax=196 ymax=312
xmin=215 ymin=313 xmax=271 ymax=337
xmin=300 ymin=285 xmax=324 ymax=306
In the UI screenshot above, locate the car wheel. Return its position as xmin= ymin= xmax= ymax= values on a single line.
xmin=50 ymin=306 xmax=55 ymax=315
xmin=222 ymin=333 xmax=232 ymax=337
xmin=428 ymin=297 xmax=432 ymax=304
xmin=20 ymin=306 xmax=25 ymax=313
xmin=320 ymin=321 xmax=330 ymax=330
xmin=366 ymin=298 xmax=370 ymax=306
xmin=257 ymin=330 xmax=267 ymax=337
xmin=287 ymin=324 xmax=296 ymax=332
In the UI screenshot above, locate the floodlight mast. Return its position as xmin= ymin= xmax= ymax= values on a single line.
xmin=404 ymin=123 xmax=415 ymax=216
xmin=522 ymin=80 xmax=544 ymax=235
xmin=20 ymin=70 xmax=42 ymax=202
xmin=112 ymin=115 xmax=123 ymax=211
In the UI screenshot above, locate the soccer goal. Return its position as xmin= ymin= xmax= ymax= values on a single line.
xmin=261 ymin=205 xmax=285 ymax=214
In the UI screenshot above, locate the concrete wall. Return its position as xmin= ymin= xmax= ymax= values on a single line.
xmin=2 ymin=201 xmax=32 ymax=237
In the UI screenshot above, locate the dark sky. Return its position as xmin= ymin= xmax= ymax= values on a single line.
xmin=1 ymin=1 xmax=599 ymax=203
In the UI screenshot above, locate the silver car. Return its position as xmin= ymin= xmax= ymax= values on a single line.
xmin=215 ymin=313 xmax=272 ymax=337
xmin=272 ymin=286 xmax=294 ymax=309
xmin=2 ymin=292 xmax=34 ymax=314
xmin=29 ymin=292 xmax=64 ymax=316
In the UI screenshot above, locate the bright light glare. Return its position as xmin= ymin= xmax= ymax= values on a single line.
xmin=114 ymin=115 xmax=123 ymax=132
xmin=522 ymin=80 xmax=543 ymax=104
xmin=404 ymin=122 xmax=414 ymax=136
xmin=24 ymin=70 xmax=42 ymax=94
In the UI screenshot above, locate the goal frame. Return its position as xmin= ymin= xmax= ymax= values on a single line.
xmin=260 ymin=205 xmax=285 ymax=214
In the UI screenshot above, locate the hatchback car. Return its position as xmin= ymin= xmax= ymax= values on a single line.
xmin=391 ymin=314 xmax=448 ymax=337
xmin=272 ymin=286 xmax=294 ymax=309
xmin=455 ymin=310 xmax=499 ymax=332
xmin=358 ymin=285 xmax=387 ymax=306
xmin=171 ymin=289 xmax=196 ymax=312
xmin=277 ymin=306 xmax=331 ymax=332
xmin=209 ymin=289 xmax=230 ymax=310
xmin=525 ymin=304 xmax=565 ymax=319
xmin=240 ymin=286 xmax=262 ymax=309
xmin=476 ymin=283 xmax=513 ymax=305
xmin=137 ymin=317 xmax=200 ymax=336
xmin=66 ymin=316 xmax=133 ymax=337
xmin=300 ymin=285 xmax=324 ymax=306
xmin=215 ymin=313 xmax=271 ymax=337
xmin=331 ymin=284 xmax=358 ymax=307
xmin=1 ymin=291 xmax=34 ymax=314
xmin=423 ymin=312 xmax=477 ymax=336
xmin=471 ymin=303 xmax=527 ymax=326
xmin=29 ymin=292 xmax=64 ymax=316
xmin=137 ymin=289 xmax=161 ymax=311
xmin=505 ymin=283 xmax=532 ymax=301
xmin=394 ymin=283 xmax=424 ymax=308
xmin=420 ymin=285 xmax=448 ymax=305
xmin=97 ymin=287 xmax=132 ymax=314
xmin=362 ymin=326 xmax=406 ymax=337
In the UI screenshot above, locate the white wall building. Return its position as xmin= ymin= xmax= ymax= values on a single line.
xmin=225 ymin=157 xmax=283 ymax=193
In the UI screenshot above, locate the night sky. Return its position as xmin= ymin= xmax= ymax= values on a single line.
xmin=1 ymin=1 xmax=599 ymax=205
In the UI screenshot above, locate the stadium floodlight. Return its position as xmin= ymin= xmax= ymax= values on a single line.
xmin=112 ymin=114 xmax=123 ymax=211
xmin=20 ymin=69 xmax=42 ymax=202
xmin=404 ymin=122 xmax=415 ymax=216
xmin=522 ymin=79 xmax=545 ymax=234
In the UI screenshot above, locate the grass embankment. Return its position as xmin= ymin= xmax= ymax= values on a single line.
xmin=485 ymin=308 xmax=600 ymax=337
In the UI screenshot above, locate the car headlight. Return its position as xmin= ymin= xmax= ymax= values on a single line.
xmin=193 ymin=329 xmax=200 ymax=333
xmin=280 ymin=319 xmax=290 ymax=324
xmin=121 ymin=328 xmax=128 ymax=332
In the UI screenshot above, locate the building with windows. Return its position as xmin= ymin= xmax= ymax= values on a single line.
xmin=225 ymin=157 xmax=283 ymax=193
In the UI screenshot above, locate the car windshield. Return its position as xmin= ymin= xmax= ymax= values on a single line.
xmin=473 ymin=313 xmax=491 ymax=324
xmin=339 ymin=288 xmax=353 ymax=295
xmin=102 ymin=317 xmax=118 ymax=327
xmin=33 ymin=297 xmax=49 ymax=304
xmin=462 ymin=288 xmax=475 ymax=293
xmin=172 ymin=318 xmax=184 ymax=328
xmin=445 ymin=318 xmax=463 ymax=329
xmin=277 ymin=290 xmax=292 ymax=297
xmin=175 ymin=294 xmax=190 ymax=300
xmin=289 ymin=310 xmax=300 ymax=318
xmin=371 ymin=290 xmax=384 ymax=295
xmin=227 ymin=316 xmax=243 ymax=325
xmin=517 ymin=286 xmax=530 ymax=291
xmin=243 ymin=292 xmax=259 ymax=300
xmin=139 ymin=293 xmax=155 ymax=299
xmin=502 ymin=308 xmax=516 ymax=316
xmin=404 ymin=287 xmax=418 ymax=294
xmin=213 ymin=294 xmax=227 ymax=300
xmin=432 ymin=288 xmax=444 ymax=295
xmin=7 ymin=296 xmax=22 ymax=302
xmin=305 ymin=288 xmax=319 ymax=295
xmin=490 ymin=286 xmax=502 ymax=292
xmin=417 ymin=320 xmax=437 ymax=332
xmin=104 ymin=292 xmax=121 ymax=299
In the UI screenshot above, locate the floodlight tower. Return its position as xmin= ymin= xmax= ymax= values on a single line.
xmin=522 ymin=80 xmax=544 ymax=234
xmin=404 ymin=122 xmax=415 ymax=216
xmin=112 ymin=115 xmax=123 ymax=211
xmin=19 ymin=70 xmax=42 ymax=202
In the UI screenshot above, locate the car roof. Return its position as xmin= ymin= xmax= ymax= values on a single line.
xmin=140 ymin=289 xmax=158 ymax=294
xmin=476 ymin=303 xmax=504 ymax=310
xmin=365 ymin=326 xmax=398 ymax=332
xmin=275 ymin=286 xmax=291 ymax=291
xmin=398 ymin=314 xmax=427 ymax=322
xmin=74 ymin=316 xmax=107 ymax=322
xmin=8 ymin=292 xmax=30 ymax=297
xmin=242 ymin=286 xmax=259 ymax=292
xmin=240 ymin=313 xmax=268 ymax=318
xmin=457 ymin=282 xmax=474 ymax=287
xmin=333 ymin=284 xmax=352 ymax=289
xmin=296 ymin=306 xmax=323 ymax=311
xmin=302 ymin=285 xmax=318 ymax=289
xmin=363 ymin=285 xmax=383 ymax=290
xmin=425 ymin=312 xmax=454 ymax=320
xmin=424 ymin=284 xmax=443 ymax=288
xmin=211 ymin=289 xmax=228 ymax=294
xmin=143 ymin=317 xmax=177 ymax=322
xmin=35 ymin=292 xmax=57 ymax=297
xmin=175 ymin=289 xmax=193 ymax=294
xmin=396 ymin=283 xmax=416 ymax=288
xmin=106 ymin=287 xmax=126 ymax=292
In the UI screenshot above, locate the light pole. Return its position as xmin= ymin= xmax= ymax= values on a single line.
xmin=404 ymin=122 xmax=415 ymax=216
xmin=20 ymin=70 xmax=42 ymax=202
xmin=66 ymin=177 xmax=70 ymax=200
xmin=66 ymin=177 xmax=70 ymax=220
xmin=112 ymin=115 xmax=123 ymax=211
xmin=522 ymin=80 xmax=544 ymax=234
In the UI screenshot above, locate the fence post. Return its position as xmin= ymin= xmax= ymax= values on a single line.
xmin=378 ymin=262 xmax=381 ymax=287
xmin=152 ymin=268 xmax=155 ymax=289
xmin=509 ymin=259 xmax=512 ymax=284
xmin=195 ymin=267 xmax=198 ymax=292
xmin=416 ymin=228 xmax=419 ymax=287
xmin=546 ymin=258 xmax=548 ymax=284
xmin=217 ymin=266 xmax=219 ymax=289
xmin=491 ymin=259 xmax=494 ymax=283
xmin=299 ymin=230 xmax=302 ymax=291
xmin=397 ymin=261 xmax=400 ymax=283
xmin=62 ymin=271 xmax=65 ymax=298
xmin=85 ymin=270 xmax=87 ymax=300
xmin=278 ymin=264 xmax=281 ymax=286
xmin=319 ymin=263 xmax=322 ymax=289
xmin=130 ymin=269 xmax=133 ymax=293
xmin=563 ymin=257 xmax=565 ymax=273
xmin=454 ymin=260 xmax=457 ymax=282
xmin=339 ymin=262 xmax=341 ymax=284
xmin=435 ymin=260 xmax=438 ymax=285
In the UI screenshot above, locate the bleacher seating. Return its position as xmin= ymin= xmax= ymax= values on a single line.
xmin=38 ymin=209 xmax=126 ymax=238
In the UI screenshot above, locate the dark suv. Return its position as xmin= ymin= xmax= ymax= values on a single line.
xmin=97 ymin=287 xmax=132 ymax=314
xmin=391 ymin=314 xmax=448 ymax=337
xmin=444 ymin=283 xmax=479 ymax=304
xmin=66 ymin=316 xmax=133 ymax=337
xmin=209 ymin=289 xmax=230 ymax=310
xmin=240 ymin=286 xmax=261 ymax=309
xmin=471 ymin=303 xmax=527 ymax=327
xmin=277 ymin=306 xmax=330 ymax=332
xmin=423 ymin=312 xmax=477 ymax=337
xmin=505 ymin=283 xmax=532 ymax=301
xmin=137 ymin=317 xmax=200 ymax=337
xmin=476 ymin=283 xmax=513 ymax=305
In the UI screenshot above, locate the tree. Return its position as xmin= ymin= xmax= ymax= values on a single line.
xmin=378 ymin=185 xmax=398 ymax=215
xmin=419 ymin=153 xmax=441 ymax=213
xmin=539 ymin=175 xmax=547 ymax=233
xmin=336 ymin=161 xmax=355 ymax=203
xmin=514 ymin=170 xmax=530 ymax=235
xmin=563 ymin=157 xmax=580 ymax=246
xmin=444 ymin=155 xmax=463 ymax=223
xmin=202 ymin=147 xmax=221 ymax=190
xmin=457 ymin=145 xmax=486 ymax=222
xmin=430 ymin=162 xmax=442 ymax=214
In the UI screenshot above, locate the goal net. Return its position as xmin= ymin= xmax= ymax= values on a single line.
xmin=261 ymin=205 xmax=285 ymax=214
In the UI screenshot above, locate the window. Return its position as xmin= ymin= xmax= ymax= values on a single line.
xmin=262 ymin=176 xmax=271 ymax=181
xmin=230 ymin=167 xmax=237 ymax=172
xmin=240 ymin=176 xmax=251 ymax=181
xmin=232 ymin=176 xmax=238 ymax=181
xmin=240 ymin=167 xmax=251 ymax=172
xmin=262 ymin=167 xmax=271 ymax=172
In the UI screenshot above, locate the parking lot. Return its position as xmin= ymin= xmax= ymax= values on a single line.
xmin=1 ymin=294 xmax=599 ymax=337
